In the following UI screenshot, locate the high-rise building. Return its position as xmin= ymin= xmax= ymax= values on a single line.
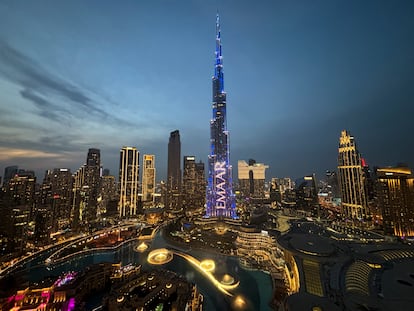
xmin=142 ymin=154 xmax=156 ymax=205
xmin=206 ymin=13 xmax=236 ymax=219
xmin=99 ymin=174 xmax=118 ymax=218
xmin=238 ymin=159 xmax=269 ymax=198
xmin=183 ymin=156 xmax=206 ymax=210
xmin=71 ymin=165 xmax=86 ymax=230
xmin=295 ymin=174 xmax=318 ymax=213
xmin=42 ymin=168 xmax=73 ymax=231
xmin=100 ymin=172 xmax=119 ymax=217
xmin=375 ymin=166 xmax=414 ymax=237
xmin=3 ymin=165 xmax=18 ymax=186
xmin=167 ymin=130 xmax=181 ymax=210
xmin=83 ymin=148 xmax=101 ymax=222
xmin=119 ymin=147 xmax=139 ymax=217
xmin=4 ymin=170 xmax=36 ymax=207
xmin=1 ymin=170 xmax=36 ymax=251
xmin=337 ymin=130 xmax=368 ymax=221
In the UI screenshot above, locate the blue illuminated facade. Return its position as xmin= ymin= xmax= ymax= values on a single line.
xmin=206 ymin=13 xmax=237 ymax=219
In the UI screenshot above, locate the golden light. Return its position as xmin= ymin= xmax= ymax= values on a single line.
xmin=136 ymin=242 xmax=148 ymax=252
xmin=220 ymin=274 xmax=235 ymax=285
xmin=147 ymin=248 xmax=173 ymax=265
xmin=200 ymin=259 xmax=215 ymax=272
xmin=232 ymin=295 xmax=247 ymax=309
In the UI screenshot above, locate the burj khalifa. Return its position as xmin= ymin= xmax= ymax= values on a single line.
xmin=205 ymin=13 xmax=237 ymax=219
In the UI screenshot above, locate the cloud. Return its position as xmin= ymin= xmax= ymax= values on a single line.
xmin=0 ymin=41 xmax=90 ymax=107
xmin=19 ymin=88 xmax=71 ymax=123
xmin=0 ymin=147 xmax=62 ymax=161
xmin=0 ymin=40 xmax=136 ymax=126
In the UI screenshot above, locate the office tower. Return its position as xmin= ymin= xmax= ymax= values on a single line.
xmin=206 ymin=13 xmax=236 ymax=218
xmin=238 ymin=159 xmax=269 ymax=198
xmin=3 ymin=165 xmax=18 ymax=186
xmin=42 ymin=168 xmax=73 ymax=231
xmin=318 ymin=171 xmax=341 ymax=211
xmin=375 ymin=166 xmax=414 ymax=237
xmin=2 ymin=170 xmax=36 ymax=251
xmin=295 ymin=174 xmax=318 ymax=214
xmin=183 ymin=156 xmax=206 ymax=210
xmin=337 ymin=130 xmax=368 ymax=221
xmin=167 ymin=130 xmax=181 ymax=210
xmin=324 ymin=170 xmax=340 ymax=199
xmin=71 ymin=165 xmax=86 ymax=230
xmin=361 ymin=158 xmax=375 ymax=203
xmin=4 ymin=170 xmax=36 ymax=207
xmin=142 ymin=154 xmax=156 ymax=205
xmin=83 ymin=148 xmax=101 ymax=223
xmin=269 ymin=178 xmax=281 ymax=207
xmin=102 ymin=168 xmax=110 ymax=177
xmin=99 ymin=174 xmax=118 ymax=218
xmin=119 ymin=147 xmax=139 ymax=217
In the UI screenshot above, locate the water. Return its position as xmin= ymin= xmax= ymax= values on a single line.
xmin=8 ymin=229 xmax=273 ymax=311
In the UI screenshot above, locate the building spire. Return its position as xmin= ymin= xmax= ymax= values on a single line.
xmin=207 ymin=12 xmax=236 ymax=219
xmin=215 ymin=11 xmax=224 ymax=92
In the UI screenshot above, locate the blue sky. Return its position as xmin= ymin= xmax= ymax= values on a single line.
xmin=0 ymin=0 xmax=413 ymax=181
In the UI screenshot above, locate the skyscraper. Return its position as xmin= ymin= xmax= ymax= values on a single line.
xmin=238 ymin=159 xmax=269 ymax=198
xmin=206 ymin=13 xmax=236 ymax=218
xmin=167 ymin=130 xmax=181 ymax=210
xmin=119 ymin=147 xmax=139 ymax=217
xmin=183 ymin=156 xmax=206 ymax=210
xmin=83 ymin=148 xmax=101 ymax=222
xmin=295 ymin=174 xmax=319 ymax=213
xmin=42 ymin=168 xmax=73 ymax=231
xmin=3 ymin=165 xmax=18 ymax=186
xmin=71 ymin=165 xmax=85 ymax=230
xmin=375 ymin=166 xmax=414 ymax=237
xmin=337 ymin=130 xmax=368 ymax=222
xmin=142 ymin=154 xmax=156 ymax=205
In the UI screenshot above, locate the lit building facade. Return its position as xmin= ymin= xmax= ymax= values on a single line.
xmin=1 ymin=171 xmax=36 ymax=251
xmin=375 ymin=166 xmax=414 ymax=237
xmin=142 ymin=154 xmax=156 ymax=204
xmin=206 ymin=13 xmax=236 ymax=218
xmin=118 ymin=147 xmax=139 ymax=217
xmin=99 ymin=174 xmax=118 ymax=217
xmin=337 ymin=130 xmax=368 ymax=221
xmin=71 ymin=165 xmax=85 ymax=229
xmin=2 ymin=165 xmax=18 ymax=187
xmin=295 ymin=174 xmax=318 ymax=213
xmin=83 ymin=148 xmax=101 ymax=222
xmin=167 ymin=130 xmax=181 ymax=210
xmin=42 ymin=168 xmax=73 ymax=230
xmin=183 ymin=156 xmax=206 ymax=210
xmin=238 ymin=159 xmax=269 ymax=198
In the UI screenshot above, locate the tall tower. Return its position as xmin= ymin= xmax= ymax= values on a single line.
xmin=183 ymin=156 xmax=206 ymax=210
xmin=42 ymin=168 xmax=73 ymax=231
xmin=118 ymin=147 xmax=139 ymax=217
xmin=167 ymin=130 xmax=181 ymax=210
xmin=238 ymin=159 xmax=269 ymax=198
xmin=142 ymin=154 xmax=156 ymax=204
xmin=83 ymin=148 xmax=101 ymax=222
xmin=375 ymin=166 xmax=414 ymax=237
xmin=206 ymin=13 xmax=236 ymax=218
xmin=337 ymin=130 xmax=368 ymax=222
xmin=3 ymin=165 xmax=18 ymax=186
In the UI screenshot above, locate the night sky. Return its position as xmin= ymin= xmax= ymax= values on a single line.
xmin=0 ymin=0 xmax=413 ymax=181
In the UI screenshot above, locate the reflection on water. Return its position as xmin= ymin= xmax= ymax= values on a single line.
xmin=12 ymin=228 xmax=273 ymax=311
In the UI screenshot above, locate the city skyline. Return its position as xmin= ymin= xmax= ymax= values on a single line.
xmin=1 ymin=1 xmax=414 ymax=181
